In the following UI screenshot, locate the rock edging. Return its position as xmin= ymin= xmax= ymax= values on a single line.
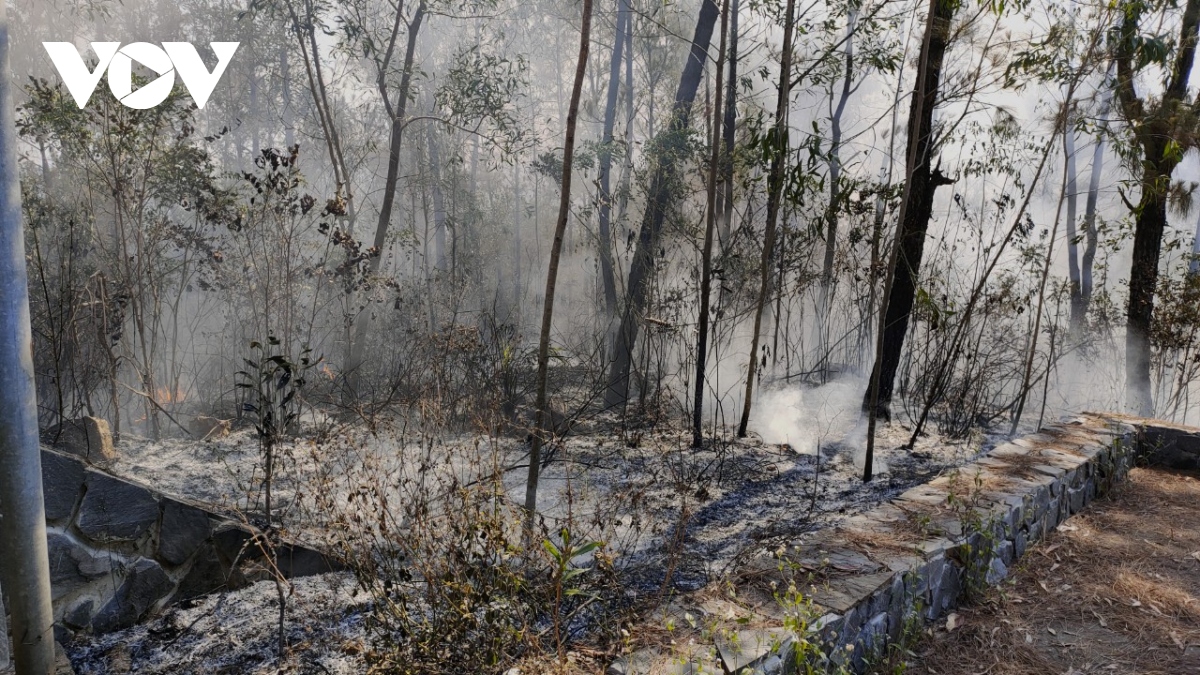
xmin=610 ymin=413 xmax=1164 ymax=674
xmin=38 ymin=446 xmax=340 ymax=635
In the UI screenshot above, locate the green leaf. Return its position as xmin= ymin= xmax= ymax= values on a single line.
xmin=573 ymin=541 xmax=602 ymax=558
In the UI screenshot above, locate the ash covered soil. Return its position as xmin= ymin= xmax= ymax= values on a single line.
xmin=67 ymin=419 xmax=997 ymax=673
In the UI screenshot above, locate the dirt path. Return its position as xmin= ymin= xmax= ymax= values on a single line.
xmin=903 ymin=467 xmax=1200 ymax=675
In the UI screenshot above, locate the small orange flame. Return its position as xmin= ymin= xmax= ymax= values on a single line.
xmin=155 ymin=386 xmax=186 ymax=404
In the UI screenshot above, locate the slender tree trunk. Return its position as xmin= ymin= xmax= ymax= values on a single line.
xmin=717 ymin=0 xmax=739 ymax=249
xmin=1081 ymin=63 xmax=1114 ymax=310
xmin=1190 ymin=208 xmax=1200 ymax=277
xmin=525 ymin=0 xmax=593 ymax=533
xmin=281 ymin=45 xmax=294 ymax=148
xmin=1064 ymin=118 xmax=1084 ymax=332
xmin=818 ymin=8 xmax=858 ymax=367
xmin=862 ymin=0 xmax=956 ymax=481
xmin=511 ymin=161 xmax=522 ymax=323
xmin=0 ymin=1 xmax=56 ymax=668
xmin=426 ymin=122 xmax=449 ymax=273
xmin=736 ymin=0 xmax=796 ymax=437
xmin=861 ymin=0 xmax=955 ymax=420
xmin=692 ymin=0 xmax=729 ymax=448
xmin=249 ymin=67 xmax=260 ymax=158
xmin=596 ymin=0 xmax=628 ymax=322
xmin=616 ymin=4 xmax=635 ymax=226
xmin=604 ymin=0 xmax=721 ymax=409
xmin=1013 ymin=109 xmax=1072 ymax=434
xmin=344 ymin=1 xmax=426 ymax=388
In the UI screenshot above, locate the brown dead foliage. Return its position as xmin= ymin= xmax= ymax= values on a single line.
xmin=900 ymin=467 xmax=1200 ymax=675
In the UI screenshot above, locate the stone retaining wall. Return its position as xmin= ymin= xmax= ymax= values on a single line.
xmin=37 ymin=447 xmax=338 ymax=636
xmin=1123 ymin=414 xmax=1200 ymax=471
xmin=609 ymin=413 xmax=1185 ymax=674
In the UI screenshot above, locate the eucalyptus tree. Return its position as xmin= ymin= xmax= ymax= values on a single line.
xmin=1080 ymin=62 xmax=1115 ymax=316
xmin=736 ymin=0 xmax=796 ymax=438
xmin=1112 ymin=0 xmax=1200 ymax=415
xmin=604 ymin=0 xmax=720 ymax=410
xmin=333 ymin=0 xmax=428 ymax=390
xmin=692 ymin=0 xmax=730 ymax=447
xmin=811 ymin=0 xmax=903 ymax=371
xmin=818 ymin=3 xmax=859 ymax=361
xmin=595 ymin=0 xmax=631 ymax=327
xmin=861 ymin=0 xmax=957 ymax=422
xmin=525 ymin=0 xmax=593 ymax=533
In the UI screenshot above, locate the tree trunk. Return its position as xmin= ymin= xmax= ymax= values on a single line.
xmin=1081 ymin=63 xmax=1114 ymax=311
xmin=736 ymin=0 xmax=796 ymax=437
xmin=1013 ymin=114 xmax=1072 ymax=435
xmin=1115 ymin=0 xmax=1200 ymax=415
xmin=692 ymin=0 xmax=729 ymax=448
xmin=1126 ymin=156 xmax=1171 ymax=415
xmin=819 ymin=8 xmax=858 ymax=365
xmin=511 ymin=160 xmax=522 ymax=323
xmin=426 ymin=122 xmax=449 ymax=273
xmin=616 ymin=3 xmax=635 ymax=227
xmin=0 ymin=1 xmax=57 ymax=668
xmin=281 ymin=45 xmax=294 ymax=148
xmin=343 ymin=1 xmax=426 ymax=387
xmin=717 ymin=0 xmax=738 ymax=249
xmin=1064 ymin=119 xmax=1084 ymax=333
xmin=596 ymin=0 xmax=628 ymax=321
xmin=861 ymin=0 xmax=955 ymax=419
xmin=525 ymin=0 xmax=593 ymax=533
xmin=1190 ymin=207 xmax=1200 ymax=277
xmin=604 ymin=0 xmax=721 ymax=410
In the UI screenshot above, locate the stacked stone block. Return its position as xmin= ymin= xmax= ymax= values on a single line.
xmin=38 ymin=446 xmax=339 ymax=635
xmin=609 ymin=413 xmax=1167 ymax=675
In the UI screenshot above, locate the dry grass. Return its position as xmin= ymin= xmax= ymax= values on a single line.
xmin=901 ymin=467 xmax=1200 ymax=675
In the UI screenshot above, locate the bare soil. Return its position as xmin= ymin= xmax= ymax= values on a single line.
xmin=902 ymin=467 xmax=1200 ymax=675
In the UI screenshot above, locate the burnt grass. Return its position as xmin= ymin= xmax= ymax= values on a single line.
xmin=64 ymin=421 xmax=993 ymax=674
xmin=615 ymin=431 xmax=987 ymax=596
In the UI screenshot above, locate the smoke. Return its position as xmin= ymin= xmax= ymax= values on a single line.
xmin=843 ymin=417 xmax=889 ymax=475
xmin=747 ymin=376 xmax=866 ymax=454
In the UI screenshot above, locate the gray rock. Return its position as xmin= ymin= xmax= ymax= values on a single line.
xmin=83 ymin=417 xmax=116 ymax=463
xmin=91 ymin=558 xmax=174 ymax=633
xmin=997 ymin=538 xmax=1015 ymax=566
xmin=76 ymin=470 xmax=159 ymax=543
xmin=41 ymin=449 xmax=86 ymax=522
xmin=63 ymin=599 xmax=95 ymax=629
xmin=751 ymin=654 xmax=783 ymax=675
xmin=275 ymin=543 xmax=340 ymax=577
xmin=156 ymin=499 xmax=211 ymax=567
xmin=852 ymin=612 xmax=889 ymax=672
xmin=607 ymin=648 xmax=657 ymax=675
xmin=1027 ymin=518 xmax=1043 ymax=544
xmin=929 ymin=560 xmax=962 ymax=617
xmin=1045 ymin=497 xmax=1059 ymax=529
xmin=47 ymin=531 xmax=116 ymax=600
xmin=212 ymin=524 xmax=262 ymax=567
xmin=716 ymin=628 xmax=790 ymax=674
xmin=54 ymin=640 xmax=75 ymax=675
xmin=985 ymin=556 xmax=1008 ymax=585
xmin=1068 ymin=486 xmax=1086 ymax=514
xmin=174 ymin=544 xmax=239 ymax=601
